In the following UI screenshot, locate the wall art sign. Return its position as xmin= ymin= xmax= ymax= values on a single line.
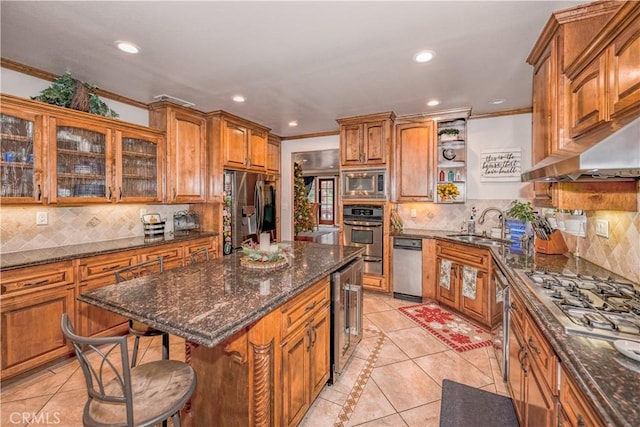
xmin=480 ymin=148 xmax=521 ymax=181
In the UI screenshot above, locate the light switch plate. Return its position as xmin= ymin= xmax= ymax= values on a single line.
xmin=410 ymin=209 xmax=417 ymax=218
xmin=595 ymin=219 xmax=609 ymax=238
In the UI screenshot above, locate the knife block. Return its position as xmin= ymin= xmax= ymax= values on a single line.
xmin=534 ymin=230 xmax=568 ymax=255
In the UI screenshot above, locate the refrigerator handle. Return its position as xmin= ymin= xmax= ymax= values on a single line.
xmin=353 ymin=284 xmax=362 ymax=336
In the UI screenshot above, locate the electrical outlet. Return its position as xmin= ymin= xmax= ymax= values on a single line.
xmin=410 ymin=209 xmax=417 ymax=218
xmin=595 ymin=219 xmax=609 ymax=238
xmin=36 ymin=211 xmax=48 ymax=225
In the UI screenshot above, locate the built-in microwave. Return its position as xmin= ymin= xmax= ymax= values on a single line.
xmin=341 ymin=169 xmax=387 ymax=200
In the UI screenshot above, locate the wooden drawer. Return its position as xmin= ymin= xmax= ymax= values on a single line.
xmin=363 ymin=274 xmax=387 ymax=292
xmin=281 ymin=277 xmax=330 ymax=338
xmin=437 ymin=242 xmax=490 ymax=270
xmin=139 ymin=244 xmax=184 ymax=269
xmin=184 ymin=236 xmax=218 ymax=260
xmin=525 ymin=313 xmax=557 ymax=392
xmin=1 ymin=261 xmax=74 ymax=295
xmin=78 ymin=251 xmax=138 ymax=285
xmin=560 ymin=365 xmax=604 ymax=427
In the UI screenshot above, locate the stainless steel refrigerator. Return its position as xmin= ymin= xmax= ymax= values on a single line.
xmin=223 ymin=170 xmax=276 ymax=255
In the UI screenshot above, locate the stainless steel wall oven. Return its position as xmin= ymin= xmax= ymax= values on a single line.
xmin=343 ymin=205 xmax=384 ymax=275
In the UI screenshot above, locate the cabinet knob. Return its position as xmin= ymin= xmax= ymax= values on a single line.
xmin=37 ymin=184 xmax=42 ymax=201
xmin=107 ymin=186 xmax=112 ymax=201
xmin=118 ymin=187 xmax=123 ymax=200
xmin=528 ymin=337 xmax=541 ymax=355
xmin=173 ymin=188 xmax=177 ymax=200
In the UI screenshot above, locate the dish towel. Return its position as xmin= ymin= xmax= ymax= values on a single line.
xmin=462 ymin=266 xmax=478 ymax=300
xmin=439 ymin=259 xmax=452 ymax=290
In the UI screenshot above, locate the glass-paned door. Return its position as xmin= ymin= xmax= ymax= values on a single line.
xmin=52 ymin=122 xmax=110 ymax=203
xmin=118 ymin=134 xmax=160 ymax=202
xmin=318 ymin=178 xmax=335 ymax=225
xmin=0 ymin=113 xmax=42 ymax=202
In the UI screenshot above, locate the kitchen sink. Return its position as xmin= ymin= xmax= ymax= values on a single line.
xmin=446 ymin=233 xmax=511 ymax=247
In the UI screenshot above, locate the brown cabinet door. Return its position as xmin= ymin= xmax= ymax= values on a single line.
xmin=248 ymin=129 xmax=267 ymax=170
xmin=560 ymin=365 xmax=605 ymax=427
xmin=363 ymin=121 xmax=386 ymax=164
xmin=436 ymin=258 xmax=458 ymax=309
xmin=167 ymin=110 xmax=206 ymax=202
xmin=1 ymin=285 xmax=75 ymax=378
xmin=340 ymin=123 xmax=363 ymax=166
xmin=267 ymin=136 xmax=281 ymax=174
xmin=224 ymin=121 xmax=249 ymax=169
xmin=396 ymin=121 xmax=435 ymax=201
xmin=567 ymin=55 xmax=608 ymax=140
xmin=525 ymin=362 xmax=557 ymax=427
xmin=459 ymin=269 xmax=488 ymax=325
xmin=531 ymin=40 xmax=556 ymax=165
xmin=115 ymin=129 xmax=163 ymax=203
xmin=607 ymin=20 xmax=640 ymax=121
xmin=0 ymin=105 xmax=45 ymax=204
xmin=139 ymin=244 xmax=184 ymax=270
xmin=508 ymin=321 xmax=526 ymax=423
xmin=281 ymin=323 xmax=310 ymax=427
xmin=309 ymin=305 xmax=330 ymax=401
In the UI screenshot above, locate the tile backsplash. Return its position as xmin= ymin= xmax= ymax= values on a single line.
xmin=396 ymin=199 xmax=640 ymax=284
xmin=0 ymin=204 xmax=189 ymax=253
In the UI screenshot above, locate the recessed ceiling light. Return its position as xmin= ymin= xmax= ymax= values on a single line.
xmin=115 ymin=41 xmax=140 ymax=54
xmin=490 ymin=98 xmax=506 ymax=105
xmin=288 ymin=121 xmax=298 ymax=127
xmin=232 ymin=95 xmax=246 ymax=103
xmin=427 ymin=99 xmax=440 ymax=107
xmin=414 ymin=50 xmax=435 ymax=63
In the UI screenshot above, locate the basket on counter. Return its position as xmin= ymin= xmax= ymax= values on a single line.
xmin=173 ymin=210 xmax=199 ymax=233
xmin=141 ymin=213 xmax=165 ymax=237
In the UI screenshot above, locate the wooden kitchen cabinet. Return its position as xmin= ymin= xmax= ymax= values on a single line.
xmin=337 ymin=112 xmax=394 ymax=167
xmin=114 ymin=129 xmax=163 ymax=203
xmin=184 ymin=236 xmax=219 ymax=260
xmin=527 ymin=2 xmax=621 ymax=163
xmin=435 ymin=242 xmax=491 ymax=327
xmin=532 ymin=180 xmax=638 ymax=211
xmin=138 ymin=243 xmax=184 ymax=270
xmin=77 ymin=251 xmax=137 ymax=338
xmin=218 ymin=113 xmax=269 ymax=172
xmin=395 ymin=119 xmax=435 ymax=202
xmin=508 ymin=289 xmax=558 ymax=427
xmin=149 ymin=101 xmax=206 ymax=203
xmin=267 ymin=133 xmax=281 ymax=175
xmin=0 ymin=261 xmax=76 ymax=378
xmin=280 ymin=276 xmax=331 ymax=427
xmin=560 ymin=365 xmax=605 ymax=427
xmin=0 ymin=102 xmax=45 ymax=204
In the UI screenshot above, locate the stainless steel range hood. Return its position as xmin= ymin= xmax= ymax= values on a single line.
xmin=521 ymin=119 xmax=640 ymax=182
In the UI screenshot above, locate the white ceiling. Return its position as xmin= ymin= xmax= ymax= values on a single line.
xmin=0 ymin=1 xmax=584 ymax=137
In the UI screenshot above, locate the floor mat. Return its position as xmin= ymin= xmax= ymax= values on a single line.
xmin=439 ymin=379 xmax=518 ymax=427
xmin=399 ymin=302 xmax=493 ymax=352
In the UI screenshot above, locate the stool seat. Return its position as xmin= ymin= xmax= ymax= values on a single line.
xmin=86 ymin=360 xmax=195 ymax=427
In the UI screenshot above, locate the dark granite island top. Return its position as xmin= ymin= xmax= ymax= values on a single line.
xmin=78 ymin=241 xmax=363 ymax=348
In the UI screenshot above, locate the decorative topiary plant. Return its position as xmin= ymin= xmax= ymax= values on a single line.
xmin=505 ymin=200 xmax=536 ymax=223
xmin=32 ymin=71 xmax=118 ymax=118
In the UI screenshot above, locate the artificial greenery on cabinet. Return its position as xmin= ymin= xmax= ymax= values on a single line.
xmin=31 ymin=71 xmax=118 ymax=118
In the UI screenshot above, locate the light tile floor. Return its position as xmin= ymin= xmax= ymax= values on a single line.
xmin=0 ymin=292 xmax=509 ymax=427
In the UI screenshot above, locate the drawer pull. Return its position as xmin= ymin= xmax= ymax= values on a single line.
xmin=102 ymin=264 xmax=123 ymax=272
xmin=305 ymin=329 xmax=312 ymax=352
xmin=528 ymin=337 xmax=541 ymax=355
xmin=304 ymin=301 xmax=318 ymax=312
xmin=577 ymin=414 xmax=586 ymax=427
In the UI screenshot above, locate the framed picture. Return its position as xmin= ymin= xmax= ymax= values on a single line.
xmin=480 ymin=148 xmax=521 ymax=181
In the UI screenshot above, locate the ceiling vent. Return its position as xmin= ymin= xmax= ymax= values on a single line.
xmin=152 ymin=94 xmax=195 ymax=108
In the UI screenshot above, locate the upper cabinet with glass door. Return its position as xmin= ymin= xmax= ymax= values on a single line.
xmin=49 ymin=117 xmax=112 ymax=204
xmin=0 ymin=107 xmax=45 ymax=204
xmin=115 ymin=129 xmax=163 ymax=203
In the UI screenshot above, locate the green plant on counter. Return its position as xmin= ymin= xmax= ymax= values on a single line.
xmin=505 ymin=200 xmax=536 ymax=223
xmin=31 ymin=71 xmax=118 ymax=118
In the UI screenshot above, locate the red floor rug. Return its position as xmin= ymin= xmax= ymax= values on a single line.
xmin=399 ymin=302 xmax=493 ymax=352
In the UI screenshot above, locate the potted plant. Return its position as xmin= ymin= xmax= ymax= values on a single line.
xmin=437 ymin=128 xmax=460 ymax=141
xmin=505 ymin=200 xmax=536 ymax=252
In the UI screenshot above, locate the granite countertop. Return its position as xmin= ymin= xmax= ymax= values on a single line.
xmin=0 ymin=231 xmax=219 ymax=271
xmin=78 ymin=241 xmax=363 ymax=348
xmin=393 ymin=228 xmax=640 ymax=427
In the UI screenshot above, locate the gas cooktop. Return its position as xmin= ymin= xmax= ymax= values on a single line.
xmin=517 ymin=269 xmax=640 ymax=342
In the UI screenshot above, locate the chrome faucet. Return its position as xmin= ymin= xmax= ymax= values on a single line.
xmin=477 ymin=207 xmax=505 ymax=240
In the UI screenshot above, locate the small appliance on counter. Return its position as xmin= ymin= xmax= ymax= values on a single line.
xmin=141 ymin=213 xmax=165 ymax=241
xmin=173 ymin=210 xmax=200 ymax=234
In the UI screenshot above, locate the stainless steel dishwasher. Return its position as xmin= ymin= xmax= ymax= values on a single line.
xmin=392 ymin=237 xmax=422 ymax=302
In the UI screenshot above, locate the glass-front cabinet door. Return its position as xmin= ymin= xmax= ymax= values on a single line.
xmin=115 ymin=130 xmax=162 ymax=202
xmin=0 ymin=110 xmax=44 ymax=203
xmin=49 ymin=117 xmax=112 ymax=204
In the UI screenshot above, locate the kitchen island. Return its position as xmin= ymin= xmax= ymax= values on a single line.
xmin=78 ymin=241 xmax=363 ymax=426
